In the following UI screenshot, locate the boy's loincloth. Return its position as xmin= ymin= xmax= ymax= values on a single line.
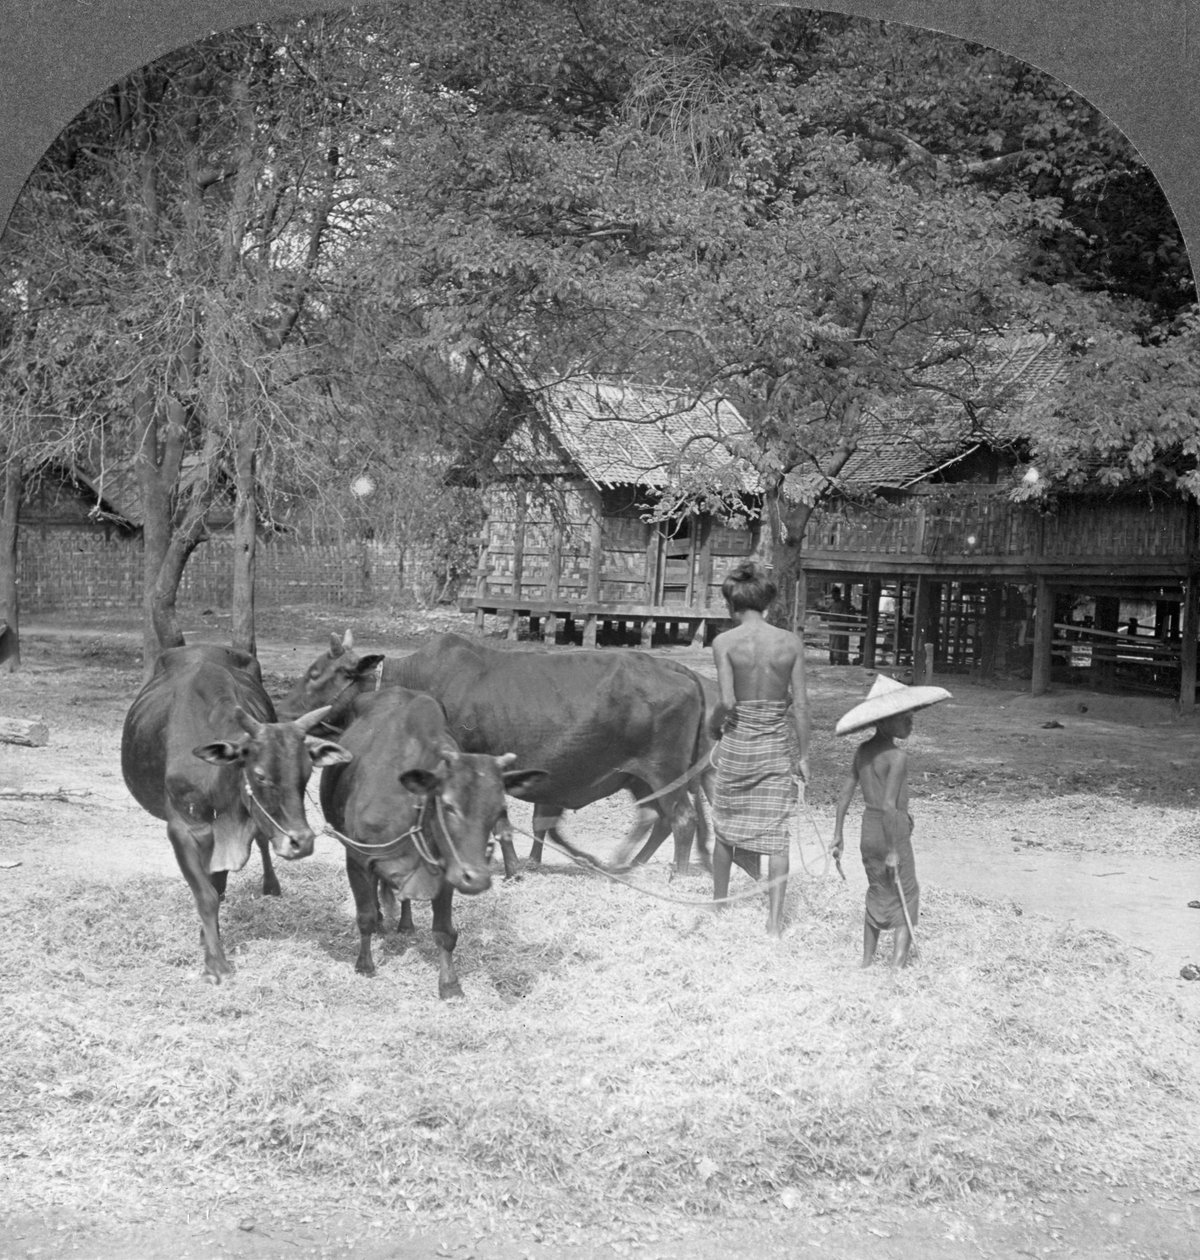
xmin=859 ymin=805 xmax=919 ymax=931
xmin=712 ymin=699 xmax=799 ymax=856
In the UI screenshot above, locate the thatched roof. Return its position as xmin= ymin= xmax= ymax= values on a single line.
xmin=498 ymin=333 xmax=1067 ymax=499
xmin=831 ymin=332 xmax=1066 ymax=491
xmin=501 ymin=378 xmax=758 ymax=491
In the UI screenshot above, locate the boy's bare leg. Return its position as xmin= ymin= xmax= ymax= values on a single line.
xmin=861 ymin=920 xmax=880 ymax=967
xmin=766 ymin=851 xmax=788 ymax=937
xmin=891 ymin=925 xmax=912 ymax=968
xmin=712 ymin=838 xmax=734 ymax=911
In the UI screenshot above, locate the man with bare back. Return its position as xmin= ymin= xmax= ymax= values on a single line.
xmin=709 ymin=561 xmax=809 ymax=937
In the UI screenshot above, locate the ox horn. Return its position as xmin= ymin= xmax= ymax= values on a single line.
xmin=234 ymin=707 xmax=267 ymax=739
xmin=294 ymin=705 xmax=333 ymax=733
xmin=495 ymin=752 xmax=518 ymax=768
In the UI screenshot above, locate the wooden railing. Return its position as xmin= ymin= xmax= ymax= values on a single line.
xmin=807 ymin=493 xmax=1194 ymax=565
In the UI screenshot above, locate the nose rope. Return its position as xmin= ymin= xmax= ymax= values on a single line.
xmin=322 ymin=796 xmax=437 ymax=865
xmin=317 ymin=794 xmax=475 ymax=883
xmin=241 ymin=777 xmax=307 ymax=843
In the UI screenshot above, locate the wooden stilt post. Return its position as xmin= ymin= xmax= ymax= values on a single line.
xmin=892 ymin=581 xmax=904 ymax=665
xmin=863 ymin=579 xmax=880 ymax=669
xmin=1031 ymin=576 xmax=1055 ymax=696
xmin=911 ymin=576 xmax=931 ymax=682
xmin=1180 ymin=573 xmax=1198 ymax=710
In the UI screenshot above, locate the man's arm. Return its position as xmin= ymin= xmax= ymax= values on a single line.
xmin=789 ymin=637 xmax=809 ymax=781
xmin=710 ymin=635 xmax=736 ymax=736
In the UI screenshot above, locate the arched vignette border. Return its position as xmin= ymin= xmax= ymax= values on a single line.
xmin=1 ymin=0 xmax=1197 ymax=278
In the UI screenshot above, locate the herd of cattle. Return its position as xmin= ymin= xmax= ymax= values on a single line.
xmin=120 ymin=631 xmax=732 ymax=996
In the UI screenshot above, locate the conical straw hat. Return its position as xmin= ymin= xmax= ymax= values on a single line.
xmin=835 ymin=673 xmax=951 ymax=736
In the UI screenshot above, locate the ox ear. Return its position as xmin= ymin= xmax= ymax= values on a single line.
xmin=501 ymin=767 xmax=548 ymax=793
xmin=305 ymin=738 xmax=353 ymax=768
xmin=193 ymin=740 xmax=245 ymax=766
xmin=399 ymin=766 xmax=442 ymax=796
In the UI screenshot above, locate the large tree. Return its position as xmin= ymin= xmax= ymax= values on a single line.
xmin=3 ymin=13 xmax=431 ymax=667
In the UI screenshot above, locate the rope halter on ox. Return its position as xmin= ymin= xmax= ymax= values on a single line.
xmin=324 ymin=793 xmax=475 ymax=879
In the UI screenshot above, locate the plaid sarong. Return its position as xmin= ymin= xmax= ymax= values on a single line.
xmin=712 ymin=700 xmax=799 ymax=855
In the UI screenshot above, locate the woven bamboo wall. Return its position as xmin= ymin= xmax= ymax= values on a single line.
xmin=704 ymin=522 xmax=756 ymax=606
xmin=18 ymin=527 xmax=437 ymax=612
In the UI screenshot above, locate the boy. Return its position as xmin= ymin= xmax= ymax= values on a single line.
xmin=710 ymin=561 xmax=809 ymax=937
xmin=831 ymin=674 xmax=950 ymax=967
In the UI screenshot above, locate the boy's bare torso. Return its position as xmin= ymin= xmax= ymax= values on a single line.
xmin=852 ymin=734 xmax=909 ymax=812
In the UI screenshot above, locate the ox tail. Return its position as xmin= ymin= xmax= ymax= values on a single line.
xmin=687 ymin=671 xmax=714 ymax=870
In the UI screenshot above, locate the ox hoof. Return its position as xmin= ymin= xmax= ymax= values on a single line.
xmin=203 ymin=970 xmax=230 ymax=985
xmin=262 ymin=882 xmax=283 ymax=898
xmin=439 ymin=981 xmax=464 ymax=1001
xmin=355 ymin=961 xmax=376 ymax=977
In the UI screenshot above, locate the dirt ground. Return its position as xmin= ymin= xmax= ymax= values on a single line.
xmin=2 ymin=609 xmax=1199 ymax=1259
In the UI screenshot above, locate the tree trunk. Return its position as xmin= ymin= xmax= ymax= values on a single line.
xmin=133 ymin=380 xmax=211 ymax=677
xmin=230 ymin=408 xmax=258 ymax=656
xmin=0 ymin=457 xmax=22 ymax=672
xmin=775 ymin=498 xmax=817 ymax=630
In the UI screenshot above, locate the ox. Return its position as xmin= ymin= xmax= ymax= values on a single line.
xmin=121 ymin=644 xmax=351 ymax=982
xmin=277 ymin=628 xmax=384 ymax=729
xmin=383 ymin=633 xmax=712 ymax=873
xmin=287 ymin=630 xmax=715 ymax=874
xmin=319 ymin=686 xmax=544 ymax=998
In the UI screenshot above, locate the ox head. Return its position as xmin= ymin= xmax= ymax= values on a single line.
xmin=277 ymin=629 xmax=385 ymax=726
xmin=395 ymin=748 xmax=546 ymax=896
xmin=192 ymin=705 xmax=352 ymax=860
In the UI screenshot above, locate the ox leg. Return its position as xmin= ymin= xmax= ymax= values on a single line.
xmin=632 ymin=793 xmax=700 ymax=877
xmin=430 ymin=884 xmax=462 ymax=1000
xmin=167 ymin=821 xmax=231 ymax=982
xmin=398 ymin=899 xmax=416 ymax=933
xmin=345 ymin=855 xmax=381 ymax=975
xmin=256 ymin=836 xmax=282 ymax=897
xmin=668 ymin=793 xmax=697 ymax=876
xmin=631 ymin=812 xmax=672 ymax=865
xmin=610 ymin=803 xmax=660 ymax=872
xmin=529 ymin=805 xmax=558 ymax=865
xmin=495 ymin=815 xmax=521 ymax=880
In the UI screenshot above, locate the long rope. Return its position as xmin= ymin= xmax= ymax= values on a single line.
xmin=631 ymin=747 xmax=716 ymax=807
xmin=507 ymin=820 xmax=795 ymax=906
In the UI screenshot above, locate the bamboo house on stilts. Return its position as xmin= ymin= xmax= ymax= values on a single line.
xmin=799 ymin=333 xmax=1200 ymax=708
xmin=462 ymin=336 xmax=1200 ymax=707
xmin=464 ymin=379 xmax=762 ymax=648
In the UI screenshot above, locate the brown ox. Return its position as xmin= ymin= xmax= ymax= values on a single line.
xmin=308 ymin=632 xmax=712 ymax=872
xmin=122 ymin=644 xmax=351 ymax=982
xmin=319 ymin=686 xmax=544 ymax=998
